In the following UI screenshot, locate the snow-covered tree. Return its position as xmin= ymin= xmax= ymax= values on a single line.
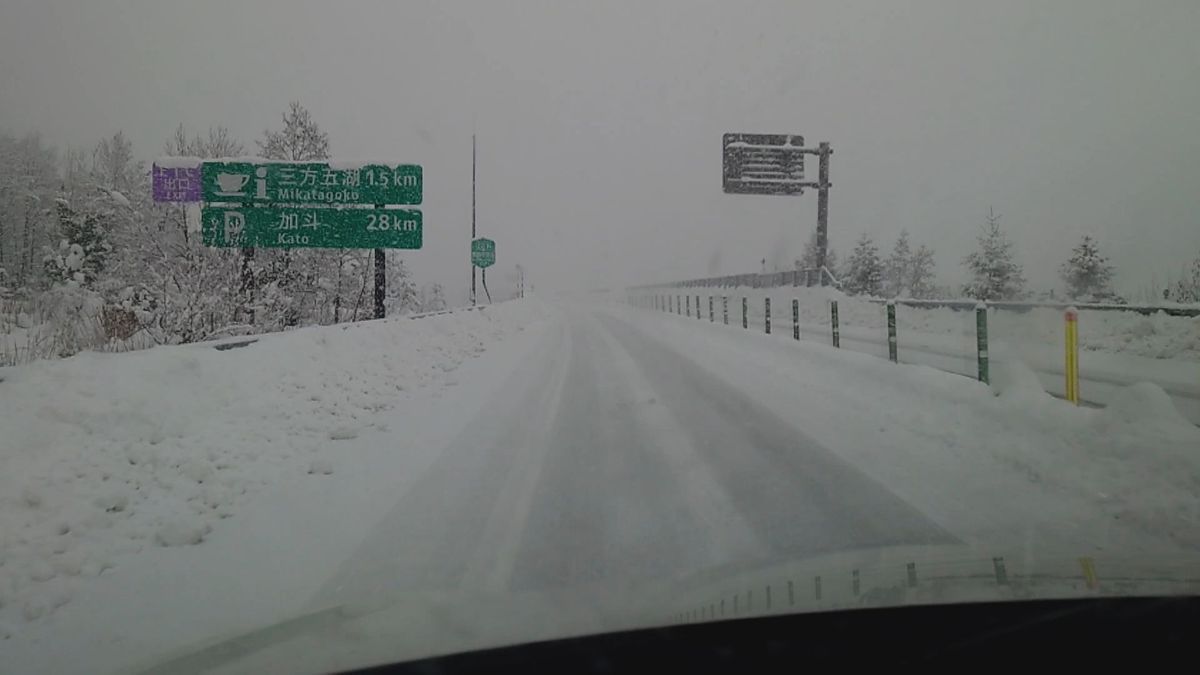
xmin=90 ymin=131 xmax=143 ymax=194
xmin=385 ymin=253 xmax=420 ymax=314
xmin=253 ymin=102 xmax=337 ymax=327
xmin=962 ymin=207 xmax=1026 ymax=301
xmin=1059 ymin=234 xmax=1116 ymax=301
xmin=3 ymin=110 xmax=452 ymax=360
xmin=138 ymin=124 xmax=251 ymax=342
xmin=843 ymin=233 xmax=883 ymax=296
xmin=79 ymin=134 xmax=153 ymax=288
xmin=44 ymin=132 xmax=145 ymax=291
xmin=1170 ymin=252 xmax=1200 ymax=303
xmin=258 ymin=101 xmax=330 ymax=162
xmin=43 ymin=198 xmax=110 ymax=286
xmin=884 ymin=230 xmax=912 ymax=298
xmin=418 ymin=283 xmax=448 ymax=312
xmin=907 ymin=244 xmax=937 ymax=299
xmin=0 ymin=132 xmax=60 ymax=289
xmin=164 ymin=124 xmax=245 ymax=160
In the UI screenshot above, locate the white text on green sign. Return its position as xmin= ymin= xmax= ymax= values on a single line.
xmin=472 ymin=238 xmax=496 ymax=268
xmin=202 ymin=206 xmax=422 ymax=249
xmin=201 ymin=162 xmax=422 ymax=205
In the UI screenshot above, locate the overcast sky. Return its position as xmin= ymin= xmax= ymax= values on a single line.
xmin=2 ymin=0 xmax=1198 ymax=300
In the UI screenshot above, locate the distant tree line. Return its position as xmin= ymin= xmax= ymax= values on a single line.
xmin=800 ymin=206 xmax=1199 ymax=303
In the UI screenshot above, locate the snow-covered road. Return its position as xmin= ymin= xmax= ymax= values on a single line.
xmin=5 ymin=297 xmax=1198 ymax=674
xmin=310 ymin=308 xmax=955 ymax=609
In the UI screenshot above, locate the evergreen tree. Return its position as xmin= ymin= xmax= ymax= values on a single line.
xmin=1171 ymin=252 xmax=1200 ymax=303
xmin=44 ymin=199 xmax=110 ymax=286
xmin=884 ymin=230 xmax=912 ymax=298
xmin=844 ymin=233 xmax=883 ymax=296
xmin=907 ymin=244 xmax=937 ymax=299
xmin=1059 ymin=234 xmax=1115 ymax=301
xmin=962 ymin=207 xmax=1026 ymax=301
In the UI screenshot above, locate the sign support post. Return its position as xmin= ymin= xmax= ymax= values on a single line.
xmin=722 ymin=134 xmax=833 ymax=285
xmin=471 ymin=135 xmax=477 ymax=306
xmin=374 ymin=204 xmax=386 ymax=319
xmin=471 ymin=236 xmax=496 ymax=303
xmin=816 ymin=142 xmax=831 ymax=282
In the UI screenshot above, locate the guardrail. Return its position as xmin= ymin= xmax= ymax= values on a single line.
xmin=628 ymin=289 xmax=1200 ymax=425
xmin=633 ymin=270 xmax=1199 ymax=317
xmin=870 ymin=297 xmax=1200 ymax=318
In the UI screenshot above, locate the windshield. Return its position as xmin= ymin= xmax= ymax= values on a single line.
xmin=2 ymin=1 xmax=1199 ymax=673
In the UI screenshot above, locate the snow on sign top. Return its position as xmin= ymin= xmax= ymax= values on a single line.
xmin=154 ymin=156 xmax=204 ymax=169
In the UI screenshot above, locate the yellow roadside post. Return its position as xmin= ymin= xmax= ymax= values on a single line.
xmin=1065 ymin=307 xmax=1080 ymax=404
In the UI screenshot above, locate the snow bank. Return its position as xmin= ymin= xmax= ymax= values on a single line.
xmin=988 ymin=358 xmax=1047 ymax=404
xmin=0 ymin=300 xmax=546 ymax=633
xmin=1103 ymin=382 xmax=1193 ymax=428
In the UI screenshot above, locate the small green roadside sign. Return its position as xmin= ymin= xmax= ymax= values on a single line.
xmin=201 ymin=162 xmax=422 ymax=206
xmin=201 ymin=206 xmax=422 ymax=249
xmin=471 ymin=238 xmax=496 ymax=268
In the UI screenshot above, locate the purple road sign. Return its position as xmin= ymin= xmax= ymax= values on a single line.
xmin=153 ymin=163 xmax=202 ymax=202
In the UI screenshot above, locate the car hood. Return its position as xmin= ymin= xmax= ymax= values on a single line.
xmin=131 ymin=543 xmax=1200 ymax=675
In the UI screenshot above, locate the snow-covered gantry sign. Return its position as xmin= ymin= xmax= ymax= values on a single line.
xmin=200 ymin=161 xmax=422 ymax=206
xmin=722 ymin=133 xmax=806 ymax=195
xmin=201 ymin=206 xmax=422 ymax=249
xmin=152 ymin=159 xmax=203 ymax=203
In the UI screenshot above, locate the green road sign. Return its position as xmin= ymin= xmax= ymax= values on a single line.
xmin=201 ymin=206 xmax=422 ymax=249
xmin=471 ymin=238 xmax=496 ymax=268
xmin=201 ymin=162 xmax=422 ymax=206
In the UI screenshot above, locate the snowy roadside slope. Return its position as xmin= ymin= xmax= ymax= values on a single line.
xmin=0 ymin=300 xmax=548 ymax=637
xmin=613 ymin=301 xmax=1200 ymax=554
xmin=654 ymin=287 xmax=1200 ymax=422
